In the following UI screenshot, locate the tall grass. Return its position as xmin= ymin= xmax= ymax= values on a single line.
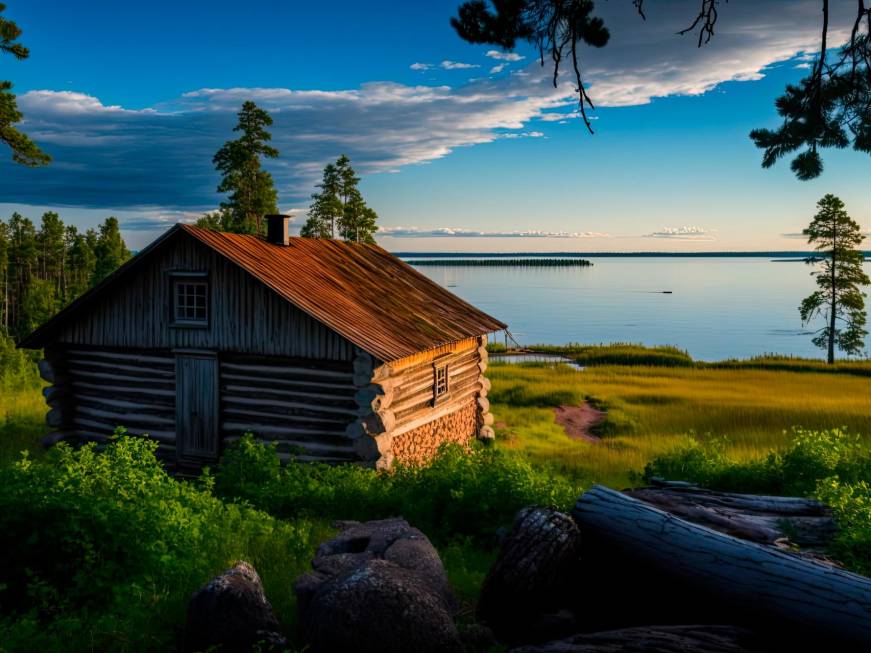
xmin=488 ymin=361 xmax=871 ymax=487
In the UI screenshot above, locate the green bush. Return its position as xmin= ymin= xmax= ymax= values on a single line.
xmin=215 ymin=435 xmax=580 ymax=545
xmin=0 ymin=335 xmax=41 ymax=391
xmin=0 ymin=435 xmax=323 ymax=653
xmin=643 ymin=427 xmax=871 ymax=496
xmin=643 ymin=428 xmax=871 ymax=575
xmin=816 ymin=478 xmax=871 ymax=576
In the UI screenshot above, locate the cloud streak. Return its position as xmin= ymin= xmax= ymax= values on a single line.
xmin=644 ymin=226 xmax=717 ymax=241
xmin=379 ymin=226 xmax=610 ymax=238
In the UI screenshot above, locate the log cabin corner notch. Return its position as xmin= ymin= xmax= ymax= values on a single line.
xmin=20 ymin=218 xmax=507 ymax=470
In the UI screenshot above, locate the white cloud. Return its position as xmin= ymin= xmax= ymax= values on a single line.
xmin=440 ymin=60 xmax=479 ymax=70
xmin=644 ymin=226 xmax=717 ymax=241
xmin=1 ymin=0 xmax=850 ymax=228
xmin=410 ymin=62 xmax=432 ymax=71
xmin=486 ymin=50 xmax=525 ymax=62
xmin=380 ymin=226 xmax=610 ymax=238
xmin=490 ymin=64 xmax=507 ymax=74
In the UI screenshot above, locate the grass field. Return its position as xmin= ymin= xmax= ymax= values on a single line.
xmin=488 ymin=361 xmax=871 ymax=488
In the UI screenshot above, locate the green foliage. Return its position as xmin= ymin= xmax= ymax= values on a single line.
xmin=799 ymin=194 xmax=869 ymax=362
xmin=213 ymin=101 xmax=279 ymax=235
xmin=91 ymin=216 xmax=131 ymax=285
xmin=644 ymin=428 xmax=871 ymax=574
xmin=496 ymin=342 xmax=694 ymax=367
xmin=816 ymin=478 xmax=871 ymax=576
xmin=215 ymin=435 xmax=579 ymax=545
xmin=0 ymin=211 xmax=126 ymax=340
xmin=302 ymin=155 xmax=379 ymax=243
xmin=0 ymin=436 xmax=323 ymax=652
xmin=750 ymin=33 xmax=871 ymax=180
xmin=643 ymin=427 xmax=871 ymax=496
xmin=0 ymin=4 xmax=50 ymax=167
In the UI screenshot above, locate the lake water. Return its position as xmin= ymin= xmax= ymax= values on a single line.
xmin=408 ymin=257 xmax=871 ymax=361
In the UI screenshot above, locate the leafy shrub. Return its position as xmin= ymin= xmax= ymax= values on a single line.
xmin=643 ymin=428 xmax=871 ymax=574
xmin=0 ymin=335 xmax=41 ymax=391
xmin=0 ymin=435 xmax=322 ymax=653
xmin=643 ymin=427 xmax=871 ymax=496
xmin=215 ymin=435 xmax=580 ymax=545
xmin=816 ymin=479 xmax=871 ymax=576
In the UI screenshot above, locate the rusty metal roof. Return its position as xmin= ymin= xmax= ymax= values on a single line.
xmin=21 ymin=224 xmax=506 ymax=362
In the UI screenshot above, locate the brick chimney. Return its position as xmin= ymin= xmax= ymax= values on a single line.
xmin=265 ymin=214 xmax=290 ymax=245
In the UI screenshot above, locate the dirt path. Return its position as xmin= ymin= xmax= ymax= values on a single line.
xmin=554 ymin=403 xmax=606 ymax=442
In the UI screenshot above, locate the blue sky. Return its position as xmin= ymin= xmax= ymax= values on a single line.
xmin=1 ymin=0 xmax=869 ymax=251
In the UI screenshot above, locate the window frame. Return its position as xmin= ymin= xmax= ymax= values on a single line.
xmin=432 ymin=361 xmax=450 ymax=405
xmin=169 ymin=271 xmax=210 ymax=328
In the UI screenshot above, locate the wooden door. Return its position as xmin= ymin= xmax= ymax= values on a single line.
xmin=176 ymin=353 xmax=219 ymax=462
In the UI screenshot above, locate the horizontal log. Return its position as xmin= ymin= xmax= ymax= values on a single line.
xmin=76 ymin=393 xmax=174 ymax=413
xmin=221 ymin=361 xmax=353 ymax=380
xmin=71 ymin=417 xmax=175 ymax=442
xmin=573 ymin=485 xmax=871 ymax=648
xmin=64 ymin=348 xmax=174 ymax=366
xmin=46 ymin=408 xmax=65 ymax=428
xmin=392 ymin=359 xmax=481 ymax=404
xmin=220 ymin=371 xmax=353 ymax=392
xmin=392 ymin=380 xmax=481 ymax=422
xmin=478 ymin=425 xmax=495 ymax=440
xmin=481 ymin=412 xmax=494 ymax=427
xmin=222 ymin=421 xmax=355 ymax=442
xmin=222 ymin=406 xmax=349 ymax=428
xmin=75 ymin=404 xmax=175 ymax=428
xmin=68 ymin=368 xmax=174 ymax=387
xmin=508 ymin=625 xmax=765 ymax=653
xmin=72 ymin=380 xmax=175 ymax=398
xmin=222 ymin=395 xmax=357 ymax=417
xmin=354 ymin=385 xmax=396 ymax=412
xmin=625 ymin=488 xmax=836 ymax=546
xmin=221 ymin=383 xmax=354 ymax=404
xmin=66 ymin=358 xmax=174 ymax=377
xmin=478 ymin=396 xmax=490 ymax=413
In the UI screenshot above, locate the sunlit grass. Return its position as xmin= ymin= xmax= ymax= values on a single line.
xmin=0 ymin=388 xmax=47 ymax=465
xmin=489 ymin=362 xmax=871 ymax=488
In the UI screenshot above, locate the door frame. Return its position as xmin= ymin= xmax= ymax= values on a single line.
xmin=174 ymin=349 xmax=220 ymax=464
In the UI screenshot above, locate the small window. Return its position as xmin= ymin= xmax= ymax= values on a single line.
xmin=173 ymin=279 xmax=208 ymax=325
xmin=433 ymin=363 xmax=449 ymax=402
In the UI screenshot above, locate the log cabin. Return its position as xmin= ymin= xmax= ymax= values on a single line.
xmin=19 ymin=216 xmax=506 ymax=470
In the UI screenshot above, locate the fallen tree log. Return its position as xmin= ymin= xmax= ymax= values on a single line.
xmin=508 ymin=625 xmax=770 ymax=653
xmin=573 ymin=485 xmax=871 ymax=648
xmin=624 ymin=487 xmax=836 ymax=547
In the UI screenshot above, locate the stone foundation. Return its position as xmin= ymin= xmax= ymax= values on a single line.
xmin=391 ymin=400 xmax=478 ymax=466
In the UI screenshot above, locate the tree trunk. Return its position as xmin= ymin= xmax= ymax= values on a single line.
xmin=829 ymin=222 xmax=837 ymax=364
xmin=623 ymin=486 xmax=836 ymax=548
xmin=572 ymin=485 xmax=871 ymax=648
xmin=477 ymin=506 xmax=582 ymax=644
xmin=508 ymin=625 xmax=771 ymax=653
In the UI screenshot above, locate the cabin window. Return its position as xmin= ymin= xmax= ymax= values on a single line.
xmin=433 ymin=363 xmax=449 ymax=403
xmin=172 ymin=278 xmax=208 ymax=325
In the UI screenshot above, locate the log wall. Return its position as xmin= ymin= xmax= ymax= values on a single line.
xmin=41 ymin=346 xmax=361 ymax=465
xmin=52 ymin=232 xmax=355 ymax=361
xmin=350 ymin=336 xmax=494 ymax=469
xmin=219 ymin=353 xmax=358 ymax=463
xmin=42 ymin=345 xmax=177 ymax=458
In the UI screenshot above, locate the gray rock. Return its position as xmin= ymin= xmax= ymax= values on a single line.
xmin=295 ymin=517 xmax=463 ymax=653
xmin=184 ymin=561 xmax=286 ymax=653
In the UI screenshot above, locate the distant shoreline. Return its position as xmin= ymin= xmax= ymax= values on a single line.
xmin=393 ymin=251 xmax=862 ymax=258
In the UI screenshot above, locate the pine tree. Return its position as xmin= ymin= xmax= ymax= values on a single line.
xmin=303 ymin=155 xmax=379 ymax=243
xmin=213 ymin=101 xmax=279 ymax=235
xmin=302 ymin=163 xmax=342 ymax=238
xmin=0 ymin=3 xmax=50 ymax=166
xmin=65 ymin=225 xmax=96 ymax=300
xmin=800 ymin=194 xmax=870 ymax=363
xmin=92 ymin=217 xmax=130 ymax=286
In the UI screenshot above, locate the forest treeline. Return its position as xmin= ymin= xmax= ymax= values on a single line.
xmin=0 ymin=212 xmax=130 ymax=341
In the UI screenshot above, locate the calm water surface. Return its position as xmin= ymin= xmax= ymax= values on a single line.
xmin=410 ymin=257 xmax=871 ymax=361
